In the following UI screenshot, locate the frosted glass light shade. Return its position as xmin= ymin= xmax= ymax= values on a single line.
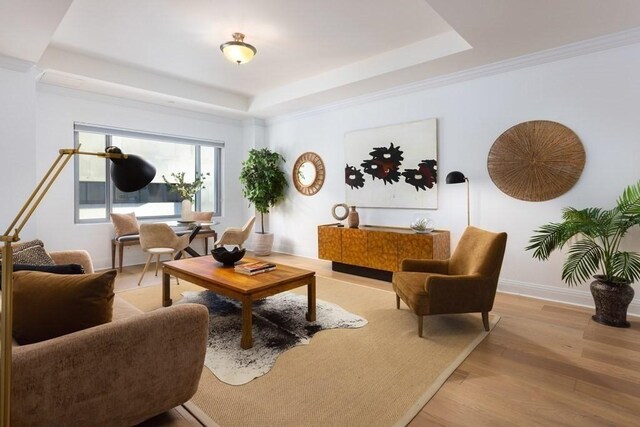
xmin=220 ymin=33 xmax=257 ymax=65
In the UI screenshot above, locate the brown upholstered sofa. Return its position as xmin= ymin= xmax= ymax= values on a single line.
xmin=8 ymin=250 xmax=209 ymax=426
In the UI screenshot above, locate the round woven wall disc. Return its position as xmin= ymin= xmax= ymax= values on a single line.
xmin=487 ymin=120 xmax=585 ymax=202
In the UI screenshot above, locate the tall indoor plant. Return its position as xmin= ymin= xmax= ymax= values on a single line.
xmin=239 ymin=148 xmax=287 ymax=255
xmin=526 ymin=181 xmax=640 ymax=327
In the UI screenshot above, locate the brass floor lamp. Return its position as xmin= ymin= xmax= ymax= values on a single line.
xmin=446 ymin=171 xmax=470 ymax=226
xmin=0 ymin=146 xmax=155 ymax=426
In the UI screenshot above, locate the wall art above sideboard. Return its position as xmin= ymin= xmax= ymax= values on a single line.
xmin=344 ymin=119 xmax=438 ymax=209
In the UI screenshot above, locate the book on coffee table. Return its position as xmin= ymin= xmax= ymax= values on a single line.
xmin=234 ymin=261 xmax=277 ymax=275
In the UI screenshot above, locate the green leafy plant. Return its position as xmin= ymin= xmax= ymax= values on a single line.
xmin=162 ymin=171 xmax=209 ymax=201
xmin=526 ymin=181 xmax=640 ymax=286
xmin=239 ymin=148 xmax=288 ymax=234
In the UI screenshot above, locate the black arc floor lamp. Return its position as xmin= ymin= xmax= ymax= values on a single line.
xmin=446 ymin=171 xmax=470 ymax=226
xmin=1 ymin=145 xmax=155 ymax=426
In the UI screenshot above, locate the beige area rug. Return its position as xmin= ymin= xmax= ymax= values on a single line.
xmin=119 ymin=277 xmax=499 ymax=427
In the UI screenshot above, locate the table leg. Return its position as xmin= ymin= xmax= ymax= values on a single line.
xmin=183 ymin=246 xmax=201 ymax=258
xmin=162 ymin=270 xmax=172 ymax=307
xmin=111 ymin=241 xmax=116 ymax=270
xmin=241 ymin=297 xmax=253 ymax=349
xmin=306 ymin=275 xmax=316 ymax=321
xmin=118 ymin=244 xmax=124 ymax=273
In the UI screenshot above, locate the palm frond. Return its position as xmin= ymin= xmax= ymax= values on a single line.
xmin=616 ymin=181 xmax=640 ymax=216
xmin=613 ymin=182 xmax=640 ymax=237
xmin=562 ymin=239 xmax=604 ymax=286
xmin=526 ymin=222 xmax=568 ymax=260
xmin=611 ymin=251 xmax=640 ymax=283
xmin=564 ymin=207 xmax=616 ymax=238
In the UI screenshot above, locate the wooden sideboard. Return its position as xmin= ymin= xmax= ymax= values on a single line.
xmin=318 ymin=224 xmax=450 ymax=281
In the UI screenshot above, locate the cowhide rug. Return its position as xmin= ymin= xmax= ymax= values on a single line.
xmin=178 ymin=290 xmax=368 ymax=385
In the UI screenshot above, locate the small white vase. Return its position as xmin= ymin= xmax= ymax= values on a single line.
xmin=181 ymin=199 xmax=192 ymax=220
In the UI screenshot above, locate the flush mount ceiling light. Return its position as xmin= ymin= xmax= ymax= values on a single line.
xmin=220 ymin=32 xmax=257 ymax=65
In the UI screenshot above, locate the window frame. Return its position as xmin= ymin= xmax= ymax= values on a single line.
xmin=73 ymin=122 xmax=223 ymax=223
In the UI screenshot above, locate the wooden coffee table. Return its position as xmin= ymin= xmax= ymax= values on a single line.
xmin=162 ymin=256 xmax=316 ymax=349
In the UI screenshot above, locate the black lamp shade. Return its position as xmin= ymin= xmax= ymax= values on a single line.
xmin=106 ymin=146 xmax=156 ymax=192
xmin=445 ymin=171 xmax=467 ymax=184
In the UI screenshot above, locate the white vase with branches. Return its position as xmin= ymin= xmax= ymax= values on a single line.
xmin=162 ymin=171 xmax=209 ymax=219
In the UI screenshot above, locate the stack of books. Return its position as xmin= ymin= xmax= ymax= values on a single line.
xmin=234 ymin=261 xmax=277 ymax=275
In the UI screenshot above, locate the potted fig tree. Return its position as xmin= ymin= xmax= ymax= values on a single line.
xmin=239 ymin=148 xmax=287 ymax=256
xmin=526 ymin=181 xmax=640 ymax=327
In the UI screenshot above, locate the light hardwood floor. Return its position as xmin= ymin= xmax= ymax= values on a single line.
xmin=120 ymin=251 xmax=640 ymax=426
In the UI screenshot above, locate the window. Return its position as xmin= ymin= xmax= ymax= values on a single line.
xmin=74 ymin=123 xmax=223 ymax=223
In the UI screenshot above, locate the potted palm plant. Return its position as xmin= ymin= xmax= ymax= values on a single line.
xmin=239 ymin=148 xmax=287 ymax=256
xmin=526 ymin=181 xmax=640 ymax=327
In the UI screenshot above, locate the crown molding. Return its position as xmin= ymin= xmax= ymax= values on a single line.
xmin=0 ymin=54 xmax=35 ymax=72
xmin=265 ymin=26 xmax=640 ymax=126
xmin=37 ymin=81 xmax=244 ymax=126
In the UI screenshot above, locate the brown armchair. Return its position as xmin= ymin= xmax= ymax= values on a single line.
xmin=392 ymin=226 xmax=507 ymax=337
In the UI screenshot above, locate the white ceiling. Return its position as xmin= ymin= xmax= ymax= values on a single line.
xmin=3 ymin=0 xmax=640 ymax=118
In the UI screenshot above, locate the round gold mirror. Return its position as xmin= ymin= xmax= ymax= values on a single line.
xmin=293 ymin=152 xmax=325 ymax=196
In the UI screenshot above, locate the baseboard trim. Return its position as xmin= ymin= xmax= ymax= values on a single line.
xmin=499 ymin=279 xmax=640 ymax=317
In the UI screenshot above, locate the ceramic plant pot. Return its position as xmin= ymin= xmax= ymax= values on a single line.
xmin=253 ymin=232 xmax=275 ymax=256
xmin=590 ymin=275 xmax=634 ymax=328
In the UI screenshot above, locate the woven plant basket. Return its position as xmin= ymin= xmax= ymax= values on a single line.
xmin=487 ymin=120 xmax=585 ymax=201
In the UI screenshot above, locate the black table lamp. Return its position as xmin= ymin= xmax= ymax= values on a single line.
xmin=446 ymin=171 xmax=470 ymax=226
xmin=1 ymin=146 xmax=155 ymax=425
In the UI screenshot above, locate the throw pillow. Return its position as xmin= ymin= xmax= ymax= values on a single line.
xmin=110 ymin=212 xmax=140 ymax=238
xmin=0 ymin=264 xmax=85 ymax=289
xmin=12 ymin=269 xmax=116 ymax=345
xmin=0 ymin=239 xmax=55 ymax=266
xmin=13 ymin=263 xmax=85 ymax=274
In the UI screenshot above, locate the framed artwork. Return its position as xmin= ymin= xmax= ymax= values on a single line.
xmin=344 ymin=119 xmax=438 ymax=209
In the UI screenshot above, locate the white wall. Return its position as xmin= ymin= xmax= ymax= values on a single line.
xmin=0 ymin=66 xmax=38 ymax=240
xmin=266 ymin=42 xmax=640 ymax=314
xmin=34 ymin=86 xmax=250 ymax=269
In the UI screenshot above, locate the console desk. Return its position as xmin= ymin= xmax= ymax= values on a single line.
xmin=318 ymin=224 xmax=450 ymax=281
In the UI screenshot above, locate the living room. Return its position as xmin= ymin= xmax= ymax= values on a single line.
xmin=1 ymin=1 xmax=639 ymax=426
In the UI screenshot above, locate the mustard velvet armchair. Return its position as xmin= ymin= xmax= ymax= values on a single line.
xmin=392 ymin=226 xmax=508 ymax=337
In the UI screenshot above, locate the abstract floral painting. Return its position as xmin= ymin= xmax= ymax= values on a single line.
xmin=344 ymin=119 xmax=438 ymax=208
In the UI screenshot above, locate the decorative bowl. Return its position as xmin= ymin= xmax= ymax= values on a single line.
xmin=211 ymin=247 xmax=246 ymax=266
xmin=410 ymin=217 xmax=434 ymax=234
